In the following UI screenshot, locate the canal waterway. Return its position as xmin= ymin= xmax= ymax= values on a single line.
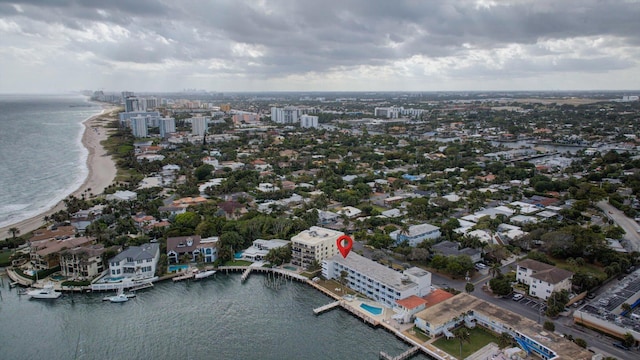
xmin=0 ymin=273 xmax=430 ymax=360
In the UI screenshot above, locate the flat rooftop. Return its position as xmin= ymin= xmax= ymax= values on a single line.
xmin=328 ymin=252 xmax=421 ymax=292
xmin=292 ymin=226 xmax=343 ymax=245
xmin=415 ymin=293 xmax=592 ymax=360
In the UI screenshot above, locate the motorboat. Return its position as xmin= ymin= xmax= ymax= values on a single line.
xmin=27 ymin=283 xmax=62 ymax=299
xmin=103 ymin=287 xmax=136 ymax=302
xmin=194 ymin=269 xmax=216 ymax=280
xmin=106 ymin=293 xmax=129 ymax=303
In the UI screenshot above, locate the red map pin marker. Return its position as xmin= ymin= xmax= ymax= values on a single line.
xmin=337 ymin=234 xmax=353 ymax=258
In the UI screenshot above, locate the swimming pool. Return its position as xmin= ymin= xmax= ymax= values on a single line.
xmin=234 ymin=252 xmax=243 ymax=259
xmin=168 ymin=265 xmax=189 ymax=273
xmin=102 ymin=276 xmax=124 ymax=283
xmin=360 ymin=303 xmax=383 ymax=316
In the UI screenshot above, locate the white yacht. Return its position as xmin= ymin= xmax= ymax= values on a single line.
xmin=27 ymin=283 xmax=62 ymax=299
xmin=106 ymin=293 xmax=129 ymax=303
xmin=194 ymin=269 xmax=216 ymax=280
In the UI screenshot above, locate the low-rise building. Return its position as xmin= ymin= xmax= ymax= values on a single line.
xmin=60 ymin=245 xmax=105 ymax=279
xmin=390 ymin=223 xmax=441 ymax=247
xmin=431 ymin=240 xmax=482 ymax=263
xmin=322 ymin=252 xmax=432 ymax=308
xmin=30 ymin=236 xmax=93 ymax=270
xmin=242 ymin=239 xmax=290 ymax=261
xmin=167 ymin=236 xmax=201 ymax=264
xmin=516 ymin=259 xmax=573 ymax=300
xmin=108 ymin=243 xmax=160 ymax=279
xmin=414 ymin=293 xmax=591 ymax=359
xmin=291 ymin=226 xmax=343 ymax=269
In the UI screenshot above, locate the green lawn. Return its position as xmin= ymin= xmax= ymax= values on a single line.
xmin=0 ymin=249 xmax=13 ymax=264
xmin=223 ymin=260 xmax=253 ymax=266
xmin=550 ymin=257 xmax=607 ymax=279
xmin=409 ymin=326 xmax=430 ymax=342
xmin=432 ymin=327 xmax=499 ymax=359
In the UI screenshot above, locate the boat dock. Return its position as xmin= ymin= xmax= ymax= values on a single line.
xmin=313 ymin=300 xmax=341 ymax=315
xmin=172 ymin=272 xmax=195 ymax=282
xmin=241 ymin=267 xmax=252 ymax=282
xmin=218 ymin=266 xmax=309 ymax=283
xmin=129 ymin=283 xmax=153 ymax=291
xmin=379 ymin=346 xmax=420 ymax=360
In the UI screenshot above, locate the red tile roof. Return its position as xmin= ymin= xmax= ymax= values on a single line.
xmin=396 ymin=295 xmax=428 ymax=309
xmin=422 ymin=288 xmax=454 ymax=307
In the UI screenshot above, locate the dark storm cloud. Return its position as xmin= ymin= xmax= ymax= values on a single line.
xmin=1 ymin=0 xmax=639 ymax=90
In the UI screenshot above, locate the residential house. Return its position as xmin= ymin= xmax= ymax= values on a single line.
xmin=30 ymin=236 xmax=93 ymax=270
xmin=198 ymin=236 xmax=219 ymax=263
xmin=60 ymin=245 xmax=105 ymax=279
xmin=390 ymin=223 xmax=441 ymax=247
xmin=217 ymin=200 xmax=248 ymax=220
xmin=30 ymin=225 xmax=75 ymax=242
xmin=431 ymin=240 xmax=482 ymax=263
xmin=242 ymin=239 xmax=290 ymax=261
xmin=167 ymin=235 xmax=201 ymax=264
xmin=516 ymin=259 xmax=573 ymax=300
xmin=106 ymin=190 xmax=137 ymax=201
xmin=109 ymin=243 xmax=160 ymax=279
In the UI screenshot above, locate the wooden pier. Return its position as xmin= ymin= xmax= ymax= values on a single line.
xmin=379 ymin=346 xmax=420 ymax=360
xmin=241 ymin=267 xmax=252 ymax=282
xmin=173 ymin=272 xmax=195 ymax=282
xmin=313 ymin=300 xmax=341 ymax=315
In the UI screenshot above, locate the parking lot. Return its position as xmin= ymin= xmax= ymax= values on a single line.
xmin=513 ymin=295 xmax=547 ymax=312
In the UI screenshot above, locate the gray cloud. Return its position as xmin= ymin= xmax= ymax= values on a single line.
xmin=0 ymin=0 xmax=639 ymax=92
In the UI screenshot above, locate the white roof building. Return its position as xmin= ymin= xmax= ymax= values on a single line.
xmin=291 ymin=226 xmax=343 ymax=269
xmin=322 ymin=252 xmax=432 ymax=307
xmin=107 ymin=190 xmax=138 ymax=201
xmin=509 ymin=201 xmax=540 ymax=214
xmin=243 ymin=239 xmax=290 ymax=261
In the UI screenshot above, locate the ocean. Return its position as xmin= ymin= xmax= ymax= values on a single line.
xmin=0 ymin=94 xmax=102 ymax=229
xmin=0 ymin=274 xmax=430 ymax=360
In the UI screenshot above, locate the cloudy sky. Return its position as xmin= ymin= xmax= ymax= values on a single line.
xmin=1 ymin=0 xmax=639 ymax=93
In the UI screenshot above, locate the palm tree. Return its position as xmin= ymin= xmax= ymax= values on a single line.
xmin=489 ymin=263 xmax=502 ymax=278
xmin=498 ymin=332 xmax=514 ymax=348
xmin=453 ymin=327 xmax=470 ymax=359
xmin=339 ymin=270 xmax=348 ymax=292
xmin=8 ymin=227 xmax=20 ymax=239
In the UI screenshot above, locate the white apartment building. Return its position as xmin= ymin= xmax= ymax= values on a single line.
xmin=390 ymin=223 xmax=441 ymax=247
xmin=322 ymin=252 xmax=432 ymax=308
xmin=291 ymin=226 xmax=343 ymax=269
xmin=191 ymin=116 xmax=208 ymax=136
xmin=374 ymin=106 xmax=425 ymax=119
xmin=300 ymin=114 xmax=319 ymax=128
xmin=270 ymin=106 xmax=300 ymax=124
xmin=516 ymin=259 xmax=573 ymax=300
xmin=159 ymin=117 xmax=176 ymax=137
xmin=130 ymin=115 xmax=148 ymax=138
xmin=108 ymin=243 xmax=160 ymax=279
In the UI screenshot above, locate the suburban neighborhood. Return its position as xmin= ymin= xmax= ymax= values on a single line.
xmin=3 ymin=90 xmax=640 ymax=359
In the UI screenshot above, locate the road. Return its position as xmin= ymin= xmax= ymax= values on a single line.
xmin=598 ymin=200 xmax=640 ymax=252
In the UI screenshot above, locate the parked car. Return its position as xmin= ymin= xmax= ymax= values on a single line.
xmin=587 ymin=293 xmax=596 ymax=299
xmin=512 ymin=293 xmax=524 ymax=301
xmin=613 ymin=342 xmax=630 ymax=351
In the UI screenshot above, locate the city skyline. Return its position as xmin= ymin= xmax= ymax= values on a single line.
xmin=1 ymin=0 xmax=640 ymax=93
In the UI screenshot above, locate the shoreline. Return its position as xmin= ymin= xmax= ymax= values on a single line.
xmin=0 ymin=103 xmax=119 ymax=237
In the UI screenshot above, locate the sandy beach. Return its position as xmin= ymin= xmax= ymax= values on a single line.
xmin=0 ymin=104 xmax=120 ymax=237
